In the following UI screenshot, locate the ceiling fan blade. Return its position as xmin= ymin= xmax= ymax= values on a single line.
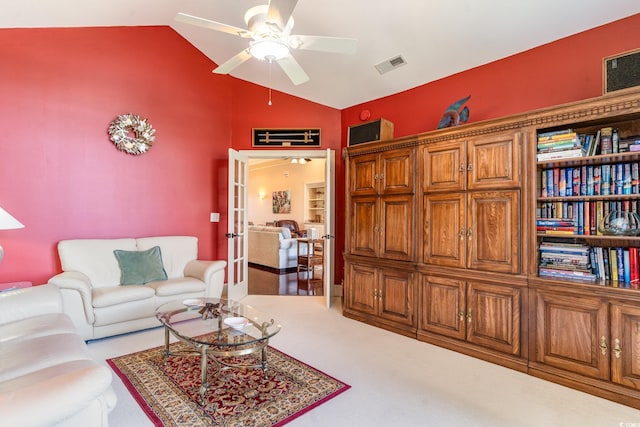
xmin=175 ymin=12 xmax=252 ymax=38
xmin=277 ymin=55 xmax=309 ymax=86
xmin=292 ymin=35 xmax=357 ymax=54
xmin=266 ymin=0 xmax=299 ymax=31
xmin=213 ymin=50 xmax=253 ymax=75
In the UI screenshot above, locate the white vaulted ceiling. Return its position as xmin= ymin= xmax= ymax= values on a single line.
xmin=2 ymin=0 xmax=639 ymax=109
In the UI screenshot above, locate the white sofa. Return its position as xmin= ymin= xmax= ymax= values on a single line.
xmin=48 ymin=236 xmax=227 ymax=341
xmin=248 ymin=226 xmax=306 ymax=271
xmin=0 ymin=284 xmax=116 ymax=427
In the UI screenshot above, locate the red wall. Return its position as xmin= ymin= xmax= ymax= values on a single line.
xmin=0 ymin=14 xmax=638 ymax=286
xmin=0 ymin=26 xmax=231 ymax=284
xmin=342 ymin=14 xmax=640 ymax=140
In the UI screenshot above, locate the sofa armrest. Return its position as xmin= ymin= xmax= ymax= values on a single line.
xmin=0 ymin=362 xmax=114 ymax=427
xmin=48 ymin=271 xmax=95 ymax=325
xmin=184 ymin=260 xmax=227 ymax=298
xmin=0 ymin=284 xmax=63 ymax=326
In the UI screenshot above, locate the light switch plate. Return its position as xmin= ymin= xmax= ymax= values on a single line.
xmin=210 ymin=212 xmax=220 ymax=222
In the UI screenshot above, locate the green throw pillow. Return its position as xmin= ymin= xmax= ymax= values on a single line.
xmin=113 ymin=245 xmax=168 ymax=285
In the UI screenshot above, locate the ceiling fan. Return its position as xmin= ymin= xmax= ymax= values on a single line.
xmin=175 ymin=0 xmax=357 ymax=85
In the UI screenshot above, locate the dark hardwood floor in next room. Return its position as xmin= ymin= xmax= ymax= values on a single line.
xmin=248 ymin=265 xmax=322 ymax=296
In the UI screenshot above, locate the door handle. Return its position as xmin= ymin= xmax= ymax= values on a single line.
xmin=225 ymin=233 xmax=239 ymax=238
xmin=613 ymin=338 xmax=622 ymax=359
xmin=599 ymin=336 xmax=608 ymax=356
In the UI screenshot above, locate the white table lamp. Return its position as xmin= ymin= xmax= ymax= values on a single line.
xmin=0 ymin=207 xmax=24 ymax=263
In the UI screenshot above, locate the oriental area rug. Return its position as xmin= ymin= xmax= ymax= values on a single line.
xmin=107 ymin=339 xmax=350 ymax=427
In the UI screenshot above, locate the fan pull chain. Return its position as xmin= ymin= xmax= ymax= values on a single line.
xmin=268 ymin=59 xmax=273 ymax=106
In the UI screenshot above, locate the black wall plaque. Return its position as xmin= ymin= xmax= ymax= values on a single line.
xmin=252 ymin=129 xmax=321 ymax=147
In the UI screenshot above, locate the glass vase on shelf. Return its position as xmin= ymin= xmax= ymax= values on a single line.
xmin=598 ymin=210 xmax=640 ymax=236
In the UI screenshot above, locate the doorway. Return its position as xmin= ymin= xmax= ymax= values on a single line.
xmin=243 ymin=149 xmax=335 ymax=302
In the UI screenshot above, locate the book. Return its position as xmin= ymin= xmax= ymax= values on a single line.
xmin=610 ymin=248 xmax=619 ymax=281
xmin=617 ymin=247 xmax=625 ymax=282
xmin=537 ymin=129 xmax=574 ymax=141
xmin=601 ymin=127 xmax=613 ymax=155
xmin=588 ymin=130 xmax=601 ymax=156
xmin=602 ymin=248 xmax=610 ymax=280
xmin=624 ymin=249 xmax=631 ymax=283
xmin=630 ymin=247 xmax=639 ymax=287
xmin=536 ymin=148 xmax=586 ymax=161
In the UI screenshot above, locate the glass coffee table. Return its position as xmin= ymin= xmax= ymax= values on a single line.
xmin=155 ymin=298 xmax=281 ymax=402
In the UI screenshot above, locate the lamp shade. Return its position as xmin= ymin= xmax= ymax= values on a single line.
xmin=0 ymin=207 xmax=24 ymax=230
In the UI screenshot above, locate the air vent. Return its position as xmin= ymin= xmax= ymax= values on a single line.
xmin=375 ymin=55 xmax=408 ymax=75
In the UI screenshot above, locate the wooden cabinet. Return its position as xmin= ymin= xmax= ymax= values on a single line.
xmin=350 ymin=148 xmax=415 ymax=196
xmin=423 ymin=189 xmax=520 ymax=273
xmin=422 ymin=130 xmax=522 ymax=274
xmin=611 ymin=303 xmax=640 ymax=389
xmin=348 ymin=147 xmax=416 ymax=261
xmin=351 ymin=194 xmax=414 ymax=260
xmin=344 ymin=261 xmax=416 ymax=335
xmin=343 ymin=88 xmax=640 ymax=410
xmin=532 ymin=289 xmax=609 ymax=380
xmin=422 ymin=131 xmax=521 ymax=192
xmin=531 ymin=287 xmax=640 ymax=407
xmin=418 ymin=275 xmax=522 ymax=357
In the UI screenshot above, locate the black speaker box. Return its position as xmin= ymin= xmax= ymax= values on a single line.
xmin=604 ymin=49 xmax=640 ymax=94
xmin=348 ymin=118 xmax=394 ymax=146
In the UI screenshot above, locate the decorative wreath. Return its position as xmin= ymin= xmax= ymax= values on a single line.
xmin=108 ymin=113 xmax=156 ymax=155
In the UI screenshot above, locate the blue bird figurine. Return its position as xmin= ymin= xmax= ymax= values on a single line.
xmin=437 ymin=95 xmax=471 ymax=129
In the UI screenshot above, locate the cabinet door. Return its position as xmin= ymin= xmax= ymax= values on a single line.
xmin=345 ymin=262 xmax=377 ymax=316
xmin=418 ymin=275 xmax=466 ymax=340
xmin=378 ymin=268 xmax=415 ymax=326
xmin=611 ymin=303 xmax=640 ymax=390
xmin=380 ymin=148 xmax=415 ymax=194
xmin=466 ymin=281 xmax=521 ymax=355
xmin=534 ymin=290 xmax=609 ymax=380
xmin=350 ymin=196 xmax=378 ymax=257
xmin=380 ymin=195 xmax=414 ymax=261
xmin=468 ymin=190 xmax=520 ymax=274
xmin=350 ymin=154 xmax=378 ymax=196
xmin=422 ymin=140 xmax=466 ymax=192
xmin=467 ymin=131 xmax=521 ymax=190
xmin=423 ymin=193 xmax=466 ymax=268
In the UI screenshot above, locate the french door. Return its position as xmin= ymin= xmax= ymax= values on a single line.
xmin=226 ymin=149 xmax=249 ymax=301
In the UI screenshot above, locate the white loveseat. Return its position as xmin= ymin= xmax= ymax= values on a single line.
xmin=248 ymin=226 xmax=306 ymax=271
xmin=48 ymin=236 xmax=226 ymax=341
xmin=0 ymin=284 xmax=116 ymax=427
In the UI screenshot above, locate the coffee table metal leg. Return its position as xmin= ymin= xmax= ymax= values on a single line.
xmin=261 ymin=343 xmax=269 ymax=378
xmin=162 ymin=327 xmax=170 ymax=358
xmin=199 ymin=345 xmax=209 ymax=403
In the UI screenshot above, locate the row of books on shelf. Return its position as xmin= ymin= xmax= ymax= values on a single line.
xmin=537 ymin=200 xmax=639 ymax=235
xmin=540 ymin=163 xmax=640 ymax=197
xmin=539 ymin=241 xmax=640 ymax=287
xmin=536 ymin=128 xmax=640 ymax=161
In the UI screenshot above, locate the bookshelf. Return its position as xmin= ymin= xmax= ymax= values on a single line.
xmin=304 ymin=182 xmax=325 ymax=237
xmin=535 ymin=115 xmax=640 ymax=287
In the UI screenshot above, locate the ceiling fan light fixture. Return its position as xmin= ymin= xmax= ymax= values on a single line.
xmin=249 ymin=39 xmax=289 ymax=61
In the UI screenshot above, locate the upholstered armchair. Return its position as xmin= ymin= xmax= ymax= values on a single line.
xmin=275 ymin=219 xmax=307 ymax=238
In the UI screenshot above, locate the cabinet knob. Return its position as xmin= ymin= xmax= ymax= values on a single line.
xmin=459 ymin=228 xmax=465 ymax=241
xmin=459 ymin=164 xmax=465 ymax=173
xmin=467 ymin=163 xmax=473 ymax=171
xmin=466 ymin=309 xmax=472 ymax=323
xmin=613 ymin=338 xmax=622 ymax=359
xmin=599 ymin=336 xmax=608 ymax=356
xmin=458 ymin=310 xmax=465 ymax=322
xmin=467 ymin=228 xmax=473 ymax=240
